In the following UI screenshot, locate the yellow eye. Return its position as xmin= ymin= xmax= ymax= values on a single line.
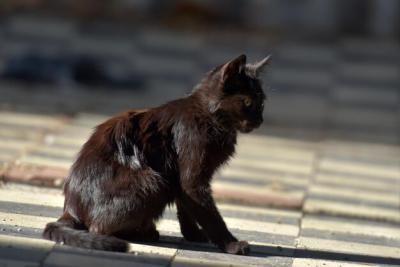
xmin=244 ymin=98 xmax=252 ymax=107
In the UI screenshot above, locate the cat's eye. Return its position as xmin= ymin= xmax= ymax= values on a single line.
xmin=244 ymin=98 xmax=252 ymax=107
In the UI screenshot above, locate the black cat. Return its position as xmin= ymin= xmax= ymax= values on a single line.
xmin=43 ymin=54 xmax=270 ymax=255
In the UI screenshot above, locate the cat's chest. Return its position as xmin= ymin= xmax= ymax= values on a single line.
xmin=205 ymin=132 xmax=236 ymax=164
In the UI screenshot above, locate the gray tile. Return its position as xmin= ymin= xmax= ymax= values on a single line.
xmin=0 ymin=200 xmax=62 ymax=218
xmin=0 ymin=235 xmax=54 ymax=263
xmin=173 ymin=249 xmax=293 ymax=267
xmin=300 ymin=228 xmax=400 ymax=247
xmin=307 ymin=194 xmax=399 ymax=210
xmin=44 ymin=245 xmax=171 ymax=267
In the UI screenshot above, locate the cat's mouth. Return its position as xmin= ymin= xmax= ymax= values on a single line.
xmin=238 ymin=120 xmax=261 ymax=133
xmin=239 ymin=127 xmax=253 ymax=133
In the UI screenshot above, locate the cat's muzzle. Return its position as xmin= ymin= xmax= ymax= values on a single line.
xmin=238 ymin=119 xmax=263 ymax=133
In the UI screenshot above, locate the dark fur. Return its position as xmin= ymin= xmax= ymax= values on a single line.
xmin=43 ymin=54 xmax=269 ymax=255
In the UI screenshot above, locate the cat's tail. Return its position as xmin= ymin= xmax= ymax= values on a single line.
xmin=42 ymin=218 xmax=128 ymax=252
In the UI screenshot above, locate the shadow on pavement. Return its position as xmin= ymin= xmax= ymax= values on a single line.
xmin=156 ymin=235 xmax=400 ymax=266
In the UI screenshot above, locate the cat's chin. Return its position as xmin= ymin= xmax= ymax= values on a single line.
xmin=238 ymin=127 xmax=254 ymax=134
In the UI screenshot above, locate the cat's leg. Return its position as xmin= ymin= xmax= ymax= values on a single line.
xmin=179 ymin=186 xmax=249 ymax=255
xmin=176 ymin=198 xmax=208 ymax=243
xmin=138 ymin=221 xmax=160 ymax=242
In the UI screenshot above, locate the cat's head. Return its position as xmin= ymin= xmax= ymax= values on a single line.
xmin=202 ymin=54 xmax=270 ymax=133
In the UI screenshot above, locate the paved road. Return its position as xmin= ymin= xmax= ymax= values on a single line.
xmin=0 ymin=112 xmax=399 ymax=266
xmin=0 ymin=19 xmax=400 ymax=266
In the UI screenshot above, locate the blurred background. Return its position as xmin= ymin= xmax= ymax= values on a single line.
xmin=0 ymin=0 xmax=399 ymax=174
xmin=0 ymin=0 xmax=399 ymax=145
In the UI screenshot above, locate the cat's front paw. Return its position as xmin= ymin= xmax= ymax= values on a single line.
xmin=224 ymin=240 xmax=250 ymax=255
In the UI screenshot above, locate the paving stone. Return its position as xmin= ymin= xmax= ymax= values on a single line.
xmin=0 ymin=111 xmax=67 ymax=131
xmin=230 ymin=156 xmax=313 ymax=176
xmin=315 ymin=219 xmax=400 ymax=245
xmin=275 ymin=44 xmax=336 ymax=65
xmin=0 ymin=184 xmax=301 ymax=264
xmin=331 ymin=85 xmax=399 ymax=107
xmin=172 ymin=249 xmax=293 ymax=267
xmin=0 ymin=234 xmax=55 ymax=264
xmin=326 ymin=130 xmax=400 ymax=146
xmin=219 ymin=168 xmax=308 ymax=189
xmin=301 ymin=228 xmax=400 ymax=248
xmin=321 ymin=140 xmax=400 ymax=159
xmin=137 ymin=30 xmax=202 ymax=56
xmin=48 ymin=135 xmax=87 ymax=149
xmin=308 ymin=141 xmax=399 ymax=222
xmin=213 ymin=181 xmax=304 ymax=209
xmin=338 ymin=62 xmax=399 ymax=85
xmin=157 ymin=217 xmax=299 ymax=238
xmin=238 ymin=133 xmax=316 ymax=150
xmin=304 ymin=199 xmax=400 ymax=223
xmin=341 ymin=39 xmax=400 ymax=62
xmin=71 ymin=36 xmax=135 ymax=57
xmin=128 ymin=242 xmax=178 ymax=258
xmin=2 ymin=165 xmax=67 ymax=187
xmin=235 ymin=145 xmax=315 ymax=163
xmin=253 ymin=125 xmax=323 ymax=142
xmin=320 ymin=151 xmax=400 ymax=168
xmin=314 ymin=172 xmax=399 ymax=193
xmin=318 ymin=157 xmax=400 ymax=181
xmin=0 ymin=138 xmax=39 ymax=152
xmin=0 ymin=150 xmax=18 ymax=164
xmin=0 ymin=200 xmax=62 ymax=218
xmin=134 ymin=54 xmax=200 ymax=81
xmin=0 ymin=185 xmax=64 ymax=207
xmin=28 ymin=146 xmax=78 ymax=160
xmin=270 ymin=68 xmax=332 ymax=90
xmin=266 ymin=94 xmax=328 ymax=127
xmin=307 ymin=141 xmax=400 ymax=223
xmin=330 ymin=107 xmax=398 ymax=130
xmin=6 ymin=16 xmax=76 ymax=41
xmin=292 ymin=258 xmax=384 ymax=267
xmin=146 ymin=80 xmax=191 ymax=102
xmin=296 ymin=237 xmax=400 ymax=264
xmin=308 ymin=184 xmax=400 ymax=207
xmin=0 ymin=211 xmax=54 ymax=229
xmin=0 ymin=30 xmax=399 ymax=267
xmin=44 ymin=245 xmax=171 ymax=267
xmin=0 ymin=125 xmax=44 ymax=142
xmin=307 ymin=194 xmax=399 ymax=212
xmin=17 ymin=154 xmax=73 ymax=169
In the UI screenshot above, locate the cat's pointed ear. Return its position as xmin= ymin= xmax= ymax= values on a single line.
xmin=221 ymin=54 xmax=247 ymax=82
xmin=246 ymin=55 xmax=271 ymax=78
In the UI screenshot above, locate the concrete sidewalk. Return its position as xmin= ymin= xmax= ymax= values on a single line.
xmin=0 ymin=111 xmax=399 ymax=266
xmin=0 ymin=28 xmax=399 ymax=265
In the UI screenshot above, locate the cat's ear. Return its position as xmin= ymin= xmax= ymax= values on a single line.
xmin=221 ymin=54 xmax=247 ymax=82
xmin=245 ymin=55 xmax=271 ymax=78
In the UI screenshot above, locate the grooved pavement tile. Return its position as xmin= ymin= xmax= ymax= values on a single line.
xmin=304 ymin=138 xmax=400 ymax=222
xmin=0 ymin=183 xmax=301 ymax=266
xmin=43 ymin=244 xmax=173 ymax=267
xmin=297 ymin=213 xmax=400 ymax=265
xmin=292 ymin=258 xmax=383 ymax=267
xmin=3 ymin=116 xmax=314 ymax=208
xmin=171 ymin=249 xmax=293 ymax=267
xmin=332 ymin=85 xmax=399 ymax=107
xmin=0 ymin=111 xmax=67 ymax=131
xmin=0 ymin=234 xmax=55 ymax=266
